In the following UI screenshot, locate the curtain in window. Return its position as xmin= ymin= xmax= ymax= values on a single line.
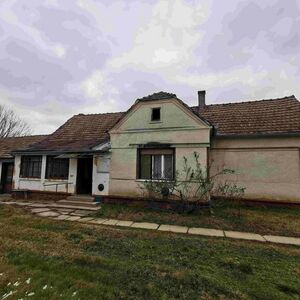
xmin=152 ymin=155 xmax=162 ymax=179
xmin=46 ymin=156 xmax=69 ymax=179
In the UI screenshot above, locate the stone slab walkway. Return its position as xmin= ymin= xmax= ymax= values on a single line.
xmin=1 ymin=200 xmax=300 ymax=247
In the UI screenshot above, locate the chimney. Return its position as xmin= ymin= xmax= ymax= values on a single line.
xmin=198 ymin=90 xmax=206 ymax=109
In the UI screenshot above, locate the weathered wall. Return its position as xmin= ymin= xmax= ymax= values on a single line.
xmin=210 ymin=137 xmax=300 ymax=202
xmin=13 ymin=155 xmax=77 ymax=193
xmin=109 ymin=98 xmax=210 ymax=197
xmin=92 ymin=154 xmax=111 ymax=196
xmin=13 ymin=154 xmax=110 ymax=196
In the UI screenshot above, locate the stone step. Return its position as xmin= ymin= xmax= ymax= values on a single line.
xmin=57 ymin=200 xmax=99 ymax=208
xmin=49 ymin=203 xmax=101 ymax=211
xmin=66 ymin=195 xmax=95 ymax=202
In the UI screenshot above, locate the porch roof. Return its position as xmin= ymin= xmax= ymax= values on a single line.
xmin=18 ymin=112 xmax=124 ymax=153
xmin=0 ymin=135 xmax=47 ymax=159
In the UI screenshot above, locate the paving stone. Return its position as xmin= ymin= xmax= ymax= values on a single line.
xmin=188 ymin=227 xmax=224 ymax=237
xmin=131 ymin=222 xmax=159 ymax=230
xmin=55 ymin=215 xmax=70 ymax=220
xmin=4 ymin=202 xmax=17 ymax=205
xmin=77 ymin=217 xmax=94 ymax=223
xmin=66 ymin=216 xmax=81 ymax=221
xmin=71 ymin=211 xmax=91 ymax=217
xmin=224 ymin=231 xmax=266 ymax=242
xmin=116 ymin=220 xmax=134 ymax=227
xmin=37 ymin=211 xmax=60 ymax=217
xmin=57 ymin=211 xmax=73 ymax=215
xmin=158 ymin=225 xmax=188 ymax=234
xmin=74 ymin=210 xmax=92 ymax=215
xmin=263 ymin=235 xmax=300 ymax=246
xmin=102 ymin=219 xmax=119 ymax=226
xmin=88 ymin=218 xmax=108 ymax=225
xmin=56 ymin=208 xmax=74 ymax=213
xmin=14 ymin=202 xmax=32 ymax=206
xmin=29 ymin=203 xmax=48 ymax=208
xmin=31 ymin=208 xmax=51 ymax=214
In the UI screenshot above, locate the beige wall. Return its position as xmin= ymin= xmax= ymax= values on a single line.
xmin=109 ymin=98 xmax=211 ymax=197
xmin=210 ymin=136 xmax=300 ymax=202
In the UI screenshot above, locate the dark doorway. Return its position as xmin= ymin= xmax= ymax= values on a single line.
xmin=76 ymin=157 xmax=93 ymax=194
xmin=1 ymin=163 xmax=14 ymax=194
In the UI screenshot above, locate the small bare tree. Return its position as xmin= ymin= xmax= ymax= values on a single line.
xmin=0 ymin=105 xmax=32 ymax=137
xmin=139 ymin=152 xmax=245 ymax=213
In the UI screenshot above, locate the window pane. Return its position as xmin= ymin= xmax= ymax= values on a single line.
xmin=152 ymin=155 xmax=162 ymax=179
xmin=20 ymin=156 xmax=42 ymax=178
xmin=164 ymin=155 xmax=173 ymax=179
xmin=46 ymin=156 xmax=69 ymax=179
xmin=140 ymin=154 xmax=151 ymax=179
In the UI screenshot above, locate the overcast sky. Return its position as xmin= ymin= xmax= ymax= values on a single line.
xmin=0 ymin=0 xmax=299 ymax=134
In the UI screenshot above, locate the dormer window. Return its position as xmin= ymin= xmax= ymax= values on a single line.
xmin=151 ymin=107 xmax=161 ymax=121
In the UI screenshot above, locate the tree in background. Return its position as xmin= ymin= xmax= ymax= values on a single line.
xmin=0 ymin=105 xmax=32 ymax=137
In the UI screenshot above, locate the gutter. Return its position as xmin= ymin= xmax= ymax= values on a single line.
xmin=213 ymin=131 xmax=300 ymax=139
xmin=11 ymin=149 xmax=109 ymax=156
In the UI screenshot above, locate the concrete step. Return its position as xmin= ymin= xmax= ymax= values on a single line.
xmin=49 ymin=203 xmax=101 ymax=211
xmin=57 ymin=200 xmax=99 ymax=208
xmin=66 ymin=195 xmax=95 ymax=202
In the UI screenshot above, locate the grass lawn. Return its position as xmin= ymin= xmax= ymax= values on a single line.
xmin=95 ymin=200 xmax=300 ymax=237
xmin=0 ymin=205 xmax=300 ymax=299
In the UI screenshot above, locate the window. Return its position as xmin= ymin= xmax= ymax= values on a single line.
xmin=20 ymin=156 xmax=42 ymax=178
xmin=151 ymin=107 xmax=161 ymax=121
xmin=138 ymin=149 xmax=174 ymax=180
xmin=46 ymin=156 xmax=69 ymax=180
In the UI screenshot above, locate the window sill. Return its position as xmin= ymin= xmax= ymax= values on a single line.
xmin=149 ymin=121 xmax=163 ymax=124
xmin=44 ymin=178 xmax=68 ymax=182
xmin=136 ymin=179 xmax=174 ymax=183
xmin=19 ymin=177 xmax=41 ymax=181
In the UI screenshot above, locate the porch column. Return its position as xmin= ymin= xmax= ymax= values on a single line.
xmin=13 ymin=156 xmax=21 ymax=189
xmin=40 ymin=155 xmax=47 ymax=190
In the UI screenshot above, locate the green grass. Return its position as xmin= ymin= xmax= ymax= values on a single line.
xmin=95 ymin=200 xmax=300 ymax=237
xmin=0 ymin=205 xmax=300 ymax=299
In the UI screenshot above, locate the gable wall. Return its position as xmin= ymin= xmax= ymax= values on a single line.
xmin=109 ymin=99 xmax=211 ymax=197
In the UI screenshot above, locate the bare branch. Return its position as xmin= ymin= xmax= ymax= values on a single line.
xmin=0 ymin=104 xmax=32 ymax=137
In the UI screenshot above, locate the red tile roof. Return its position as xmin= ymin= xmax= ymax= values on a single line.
xmin=191 ymin=95 xmax=300 ymax=136
xmin=0 ymin=135 xmax=47 ymax=158
xmin=26 ymin=112 xmax=124 ymax=152
xmin=22 ymin=94 xmax=300 ymax=153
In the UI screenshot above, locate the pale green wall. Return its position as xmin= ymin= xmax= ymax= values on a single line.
xmin=211 ymin=137 xmax=300 ymax=202
xmin=109 ymin=98 xmax=211 ymax=197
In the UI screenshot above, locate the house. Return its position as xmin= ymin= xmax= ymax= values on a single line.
xmin=11 ymin=91 xmax=300 ymax=203
xmin=0 ymin=135 xmax=46 ymax=194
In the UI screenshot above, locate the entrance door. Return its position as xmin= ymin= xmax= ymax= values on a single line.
xmin=76 ymin=157 xmax=93 ymax=194
xmin=1 ymin=163 xmax=14 ymax=194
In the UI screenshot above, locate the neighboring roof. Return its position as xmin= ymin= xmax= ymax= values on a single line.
xmin=0 ymin=135 xmax=47 ymax=158
xmin=191 ymin=95 xmax=300 ymax=136
xmin=23 ymin=112 xmax=124 ymax=153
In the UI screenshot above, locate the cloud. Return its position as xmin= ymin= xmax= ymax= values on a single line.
xmin=0 ymin=0 xmax=299 ymax=134
xmin=109 ymin=0 xmax=210 ymax=70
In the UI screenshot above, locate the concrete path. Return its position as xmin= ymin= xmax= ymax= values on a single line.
xmin=1 ymin=200 xmax=300 ymax=247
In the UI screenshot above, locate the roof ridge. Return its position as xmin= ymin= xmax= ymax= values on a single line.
xmin=192 ymin=95 xmax=297 ymax=108
xmin=75 ymin=111 xmax=124 ymax=117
